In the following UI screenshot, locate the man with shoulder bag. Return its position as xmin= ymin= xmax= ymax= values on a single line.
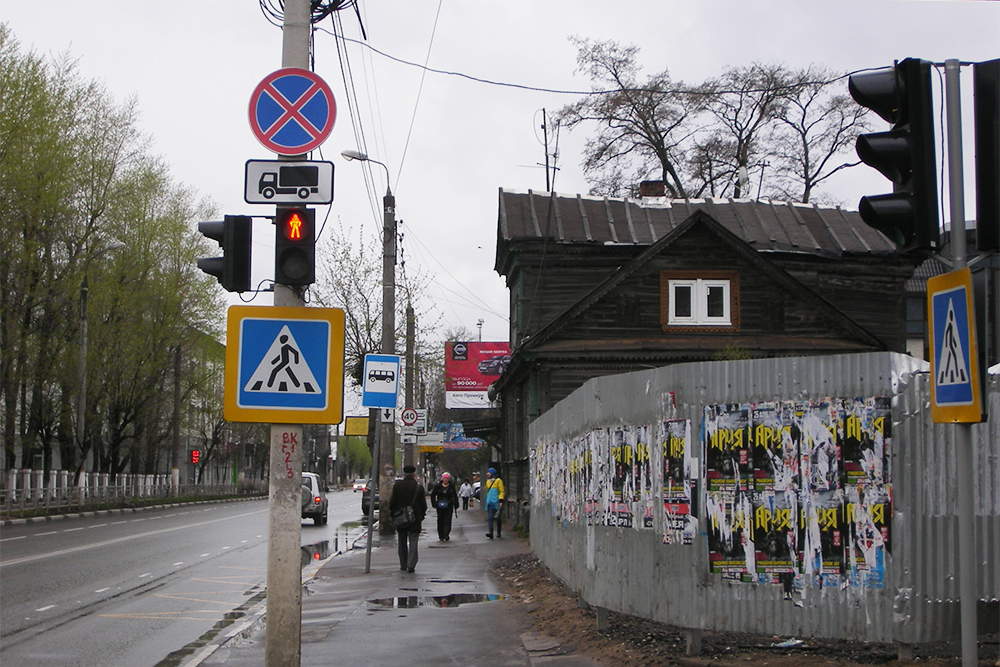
xmin=389 ymin=465 xmax=427 ymax=572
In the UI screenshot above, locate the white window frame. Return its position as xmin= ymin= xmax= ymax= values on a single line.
xmin=667 ymin=279 xmax=732 ymax=325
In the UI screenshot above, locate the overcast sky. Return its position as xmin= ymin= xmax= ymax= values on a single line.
xmin=4 ymin=1 xmax=999 ymax=348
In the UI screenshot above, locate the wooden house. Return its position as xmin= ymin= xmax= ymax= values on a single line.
xmin=491 ymin=187 xmax=923 ymax=516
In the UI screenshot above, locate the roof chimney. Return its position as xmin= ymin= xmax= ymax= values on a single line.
xmin=639 ymin=180 xmax=666 ymax=198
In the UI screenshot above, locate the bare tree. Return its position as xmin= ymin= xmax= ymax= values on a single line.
xmin=557 ymin=38 xmax=700 ymax=198
xmin=696 ymin=62 xmax=793 ymax=199
xmin=769 ymin=66 xmax=870 ymax=203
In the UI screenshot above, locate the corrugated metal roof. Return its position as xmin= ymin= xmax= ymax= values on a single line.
xmin=499 ymin=190 xmax=897 ymax=256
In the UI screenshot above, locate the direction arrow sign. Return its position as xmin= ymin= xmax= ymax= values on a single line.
xmin=248 ymin=68 xmax=336 ymax=156
xmin=224 ymin=306 xmax=345 ymax=424
xmin=928 ymin=267 xmax=983 ymax=423
xmin=245 ymin=160 xmax=334 ymax=204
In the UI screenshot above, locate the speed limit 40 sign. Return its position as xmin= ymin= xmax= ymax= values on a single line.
xmin=401 ymin=408 xmax=418 ymax=426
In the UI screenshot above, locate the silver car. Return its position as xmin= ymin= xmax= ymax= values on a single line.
xmin=301 ymin=472 xmax=328 ymax=525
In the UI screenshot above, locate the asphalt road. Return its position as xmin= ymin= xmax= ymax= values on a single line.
xmin=0 ymin=486 xmax=367 ymax=667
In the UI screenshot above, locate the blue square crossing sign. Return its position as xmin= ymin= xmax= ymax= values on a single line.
xmin=927 ymin=268 xmax=983 ymax=423
xmin=225 ymin=306 xmax=345 ymax=424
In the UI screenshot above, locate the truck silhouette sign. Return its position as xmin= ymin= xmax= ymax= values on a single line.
xmin=259 ymin=165 xmax=319 ymax=199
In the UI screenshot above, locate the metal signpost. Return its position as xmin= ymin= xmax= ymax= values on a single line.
xmin=360 ymin=353 xmax=401 ymax=572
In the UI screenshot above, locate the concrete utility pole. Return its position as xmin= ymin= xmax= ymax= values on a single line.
xmin=378 ymin=183 xmax=397 ymax=533
xmin=404 ymin=303 xmax=415 ymax=468
xmin=266 ymin=1 xmax=309 ymax=665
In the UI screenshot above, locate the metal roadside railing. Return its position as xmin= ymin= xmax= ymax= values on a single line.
xmin=0 ymin=477 xmax=267 ymax=521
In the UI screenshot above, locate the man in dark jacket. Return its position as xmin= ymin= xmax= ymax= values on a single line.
xmin=389 ymin=465 xmax=427 ymax=572
xmin=429 ymin=472 xmax=459 ymax=541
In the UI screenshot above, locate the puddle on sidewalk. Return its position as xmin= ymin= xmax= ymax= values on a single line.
xmin=300 ymin=522 xmax=367 ymax=567
xmin=368 ymin=593 xmax=505 ymax=610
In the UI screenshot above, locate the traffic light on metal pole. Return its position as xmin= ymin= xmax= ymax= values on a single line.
xmin=274 ymin=206 xmax=315 ymax=286
xmin=196 ymin=215 xmax=252 ymax=292
xmin=849 ymin=58 xmax=939 ymax=252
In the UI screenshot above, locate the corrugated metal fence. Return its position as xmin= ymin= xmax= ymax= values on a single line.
xmin=528 ymin=352 xmax=998 ymax=645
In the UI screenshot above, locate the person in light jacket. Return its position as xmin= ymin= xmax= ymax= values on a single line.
xmin=458 ymin=478 xmax=474 ymax=510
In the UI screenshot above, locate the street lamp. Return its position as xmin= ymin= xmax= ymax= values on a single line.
xmin=477 ymin=318 xmax=484 ymax=341
xmin=341 ymin=148 xmax=398 ymax=544
xmin=77 ymin=242 xmax=125 ymax=477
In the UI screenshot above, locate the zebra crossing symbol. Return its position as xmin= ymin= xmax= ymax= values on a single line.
xmin=935 ymin=300 xmax=969 ymax=387
xmin=244 ymin=325 xmax=320 ymax=394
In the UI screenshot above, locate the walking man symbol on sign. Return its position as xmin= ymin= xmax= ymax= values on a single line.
xmin=245 ymin=325 xmax=320 ymax=394
xmin=937 ymin=300 xmax=969 ymax=386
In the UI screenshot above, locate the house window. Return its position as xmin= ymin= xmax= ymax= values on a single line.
xmin=661 ymin=272 xmax=738 ymax=328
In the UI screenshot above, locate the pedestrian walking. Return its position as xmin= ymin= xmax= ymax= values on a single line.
xmin=458 ymin=478 xmax=474 ymax=510
xmin=484 ymin=467 xmax=505 ymax=539
xmin=429 ymin=472 xmax=459 ymax=541
xmin=389 ymin=465 xmax=426 ymax=572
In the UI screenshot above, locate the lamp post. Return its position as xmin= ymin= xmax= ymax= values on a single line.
xmin=477 ymin=318 xmax=484 ymax=341
xmin=341 ymin=149 xmax=397 ymax=538
xmin=76 ymin=242 xmax=125 ymax=478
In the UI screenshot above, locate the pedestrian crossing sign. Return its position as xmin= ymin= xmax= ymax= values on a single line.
xmin=927 ymin=268 xmax=983 ymax=423
xmin=225 ymin=306 xmax=345 ymax=424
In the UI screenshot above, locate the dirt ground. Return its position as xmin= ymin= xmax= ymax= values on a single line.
xmin=491 ymin=553 xmax=999 ymax=667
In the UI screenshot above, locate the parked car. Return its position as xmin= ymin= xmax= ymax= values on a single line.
xmin=477 ymin=354 xmax=511 ymax=375
xmin=361 ymin=487 xmax=378 ymax=515
xmin=352 ymin=478 xmax=368 ymax=492
xmin=301 ymin=472 xmax=328 ymax=525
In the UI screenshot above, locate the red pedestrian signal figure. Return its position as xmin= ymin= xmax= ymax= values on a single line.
xmin=190 ymin=449 xmax=201 ymax=464
xmin=274 ymin=207 xmax=315 ymax=285
xmin=285 ymin=211 xmax=303 ymax=239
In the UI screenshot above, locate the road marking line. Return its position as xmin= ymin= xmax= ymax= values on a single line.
xmin=35 ymin=531 xmax=57 ymax=537
xmin=95 ymin=587 xmax=110 ymax=593
xmin=154 ymin=593 xmax=246 ymax=606
xmin=35 ymin=605 xmax=55 ymax=612
xmin=0 ymin=535 xmax=27 ymax=542
xmin=0 ymin=507 xmax=267 ymax=568
xmin=89 ymin=523 xmax=108 ymax=528
xmin=200 ymin=553 xmax=210 ymax=558
xmin=173 ymin=562 xmax=184 ymax=566
xmin=64 ymin=527 xmax=84 ymax=532
xmin=138 ymin=572 xmax=152 ymax=578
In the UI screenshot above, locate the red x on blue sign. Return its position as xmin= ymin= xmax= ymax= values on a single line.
xmin=248 ymin=68 xmax=336 ymax=156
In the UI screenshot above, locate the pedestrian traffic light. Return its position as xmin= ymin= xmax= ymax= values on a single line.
xmin=974 ymin=59 xmax=999 ymax=252
xmin=274 ymin=206 xmax=315 ymax=286
xmin=196 ymin=215 xmax=252 ymax=292
xmin=190 ymin=449 xmax=201 ymax=464
xmin=849 ymin=58 xmax=939 ymax=252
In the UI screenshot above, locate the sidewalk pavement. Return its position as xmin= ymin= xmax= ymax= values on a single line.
xmin=191 ymin=506 xmax=599 ymax=667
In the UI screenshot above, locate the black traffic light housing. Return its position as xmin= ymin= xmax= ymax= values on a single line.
xmin=197 ymin=215 xmax=252 ymax=292
xmin=974 ymin=59 xmax=1000 ymax=253
xmin=274 ymin=206 xmax=315 ymax=286
xmin=849 ymin=58 xmax=939 ymax=252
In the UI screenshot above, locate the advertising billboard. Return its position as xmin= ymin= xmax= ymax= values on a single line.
xmin=445 ymin=341 xmax=511 ymax=409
